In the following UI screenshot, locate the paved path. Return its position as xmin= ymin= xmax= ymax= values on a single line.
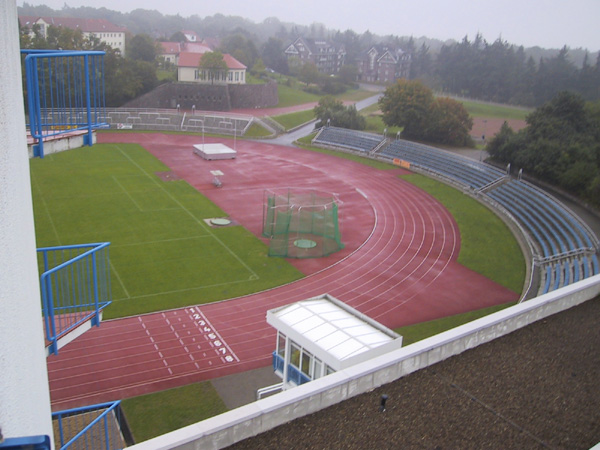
xmin=47 ymin=134 xmax=517 ymax=410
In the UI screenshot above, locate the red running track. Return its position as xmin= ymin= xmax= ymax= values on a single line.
xmin=47 ymin=134 xmax=518 ymax=410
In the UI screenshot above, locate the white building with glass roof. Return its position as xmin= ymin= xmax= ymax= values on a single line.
xmin=266 ymin=294 xmax=403 ymax=390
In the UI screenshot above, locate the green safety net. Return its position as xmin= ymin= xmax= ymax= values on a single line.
xmin=262 ymin=190 xmax=344 ymax=258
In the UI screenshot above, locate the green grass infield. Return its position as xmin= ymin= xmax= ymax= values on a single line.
xmin=30 ymin=144 xmax=303 ymax=319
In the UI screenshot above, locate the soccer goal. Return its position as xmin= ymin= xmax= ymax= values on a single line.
xmin=262 ymin=189 xmax=344 ymax=258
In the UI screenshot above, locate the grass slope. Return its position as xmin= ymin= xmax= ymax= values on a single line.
xmin=121 ymin=382 xmax=227 ymax=442
xmin=395 ymin=173 xmax=525 ymax=343
xmin=30 ymin=144 xmax=303 ymax=319
xmin=400 ymin=174 xmax=525 ymax=292
xmin=460 ymin=99 xmax=530 ymax=120
xmin=272 ymin=109 xmax=315 ymax=130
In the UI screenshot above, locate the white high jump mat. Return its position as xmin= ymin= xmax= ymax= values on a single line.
xmin=193 ymin=143 xmax=237 ymax=160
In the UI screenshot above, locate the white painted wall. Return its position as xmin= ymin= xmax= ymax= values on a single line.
xmin=0 ymin=1 xmax=54 ymax=443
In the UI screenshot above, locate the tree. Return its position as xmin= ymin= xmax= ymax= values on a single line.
xmin=487 ymin=121 xmax=518 ymax=162
xmin=261 ymin=37 xmax=288 ymax=74
xmin=168 ymin=31 xmax=186 ymax=42
xmin=338 ymin=64 xmax=358 ymax=86
xmin=219 ymin=33 xmax=258 ymax=68
xmin=251 ymin=58 xmax=267 ymax=79
xmin=128 ymin=34 xmax=158 ymax=62
xmin=379 ymin=79 xmax=434 ymax=140
xmin=313 ymin=96 xmax=366 ymax=130
xmin=427 ymin=97 xmax=473 ymax=146
xmin=314 ymin=96 xmax=345 ymax=126
xmin=487 ymin=92 xmax=600 ymax=204
xmin=298 ymin=62 xmax=320 ymax=86
xmin=199 ymin=51 xmax=228 ymax=85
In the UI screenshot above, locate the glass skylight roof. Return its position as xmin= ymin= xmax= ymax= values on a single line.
xmin=269 ymin=295 xmax=398 ymax=363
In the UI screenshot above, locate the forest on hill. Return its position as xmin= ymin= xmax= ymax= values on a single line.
xmin=19 ymin=3 xmax=600 ymax=107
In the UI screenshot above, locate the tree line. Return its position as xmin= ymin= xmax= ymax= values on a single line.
xmin=20 ymin=24 xmax=159 ymax=107
xmin=19 ymin=4 xmax=600 ymax=108
xmin=487 ymin=91 xmax=600 ymax=205
xmin=419 ymin=34 xmax=600 ymax=106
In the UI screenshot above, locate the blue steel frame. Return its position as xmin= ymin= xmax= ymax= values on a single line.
xmin=52 ymin=401 xmax=122 ymax=450
xmin=22 ymin=49 xmax=107 ymax=158
xmin=38 ymin=242 xmax=111 ymax=355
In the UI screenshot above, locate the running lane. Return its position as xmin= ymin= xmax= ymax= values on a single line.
xmin=47 ymin=134 xmax=518 ymax=410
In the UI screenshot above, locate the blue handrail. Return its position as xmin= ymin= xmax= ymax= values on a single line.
xmin=52 ymin=401 xmax=123 ymax=450
xmin=21 ymin=50 xmax=107 ymax=158
xmin=38 ymin=242 xmax=111 ymax=355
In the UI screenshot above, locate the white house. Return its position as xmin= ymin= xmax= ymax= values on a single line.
xmin=177 ymin=51 xmax=247 ymax=85
xmin=19 ymin=15 xmax=127 ymax=54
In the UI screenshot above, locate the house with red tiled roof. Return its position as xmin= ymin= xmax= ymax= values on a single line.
xmin=178 ymin=51 xmax=247 ymax=84
xmin=158 ymin=41 xmax=214 ymax=66
xmin=19 ymin=15 xmax=127 ymax=54
xmin=182 ymin=30 xmax=200 ymax=43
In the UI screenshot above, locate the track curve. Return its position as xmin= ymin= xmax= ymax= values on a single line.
xmin=47 ymin=134 xmax=518 ymax=410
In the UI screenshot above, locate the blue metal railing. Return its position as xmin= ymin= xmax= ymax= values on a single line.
xmin=287 ymin=364 xmax=311 ymax=386
xmin=38 ymin=243 xmax=111 ymax=355
xmin=272 ymin=351 xmax=285 ymax=373
xmin=52 ymin=401 xmax=123 ymax=450
xmin=22 ymin=49 xmax=107 ymax=158
xmin=272 ymin=352 xmax=311 ymax=385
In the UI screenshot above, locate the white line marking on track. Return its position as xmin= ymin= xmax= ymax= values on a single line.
xmin=192 ymin=307 xmax=240 ymax=362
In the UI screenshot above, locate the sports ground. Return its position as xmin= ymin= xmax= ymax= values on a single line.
xmin=40 ymin=133 xmax=519 ymax=410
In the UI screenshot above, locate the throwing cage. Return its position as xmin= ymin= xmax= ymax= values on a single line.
xmin=262 ymin=189 xmax=344 ymax=258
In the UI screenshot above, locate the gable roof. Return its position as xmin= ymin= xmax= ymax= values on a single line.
xmin=159 ymin=41 xmax=213 ymax=55
xmin=178 ymin=52 xmax=246 ymax=70
xmin=361 ymin=45 xmax=409 ymax=64
xmin=19 ymin=16 xmax=126 ymax=34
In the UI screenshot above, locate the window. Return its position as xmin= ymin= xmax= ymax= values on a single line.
xmin=235 ymin=72 xmax=239 ymax=81
xmin=301 ymin=349 xmax=312 ymax=376
xmin=313 ymin=357 xmax=323 ymax=379
xmin=277 ymin=332 xmax=286 ymax=357
xmin=290 ymin=341 xmax=301 ymax=368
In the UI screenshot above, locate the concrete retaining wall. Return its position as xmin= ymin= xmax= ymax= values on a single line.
xmin=129 ymin=274 xmax=600 ymax=450
xmin=123 ymin=81 xmax=278 ymax=111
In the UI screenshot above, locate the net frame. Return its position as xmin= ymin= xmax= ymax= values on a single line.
xmin=262 ymin=189 xmax=344 ymax=258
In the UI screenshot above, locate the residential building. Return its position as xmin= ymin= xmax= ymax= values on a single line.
xmin=19 ymin=15 xmax=127 ymax=54
xmin=159 ymin=41 xmax=213 ymax=66
xmin=357 ymin=45 xmax=411 ymax=83
xmin=182 ymin=29 xmax=200 ymax=43
xmin=178 ymin=52 xmax=246 ymax=85
xmin=284 ymin=37 xmax=346 ymax=74
xmin=158 ymin=40 xmax=246 ymax=84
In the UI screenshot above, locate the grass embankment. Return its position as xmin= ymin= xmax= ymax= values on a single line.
xmin=271 ymin=109 xmax=315 ymax=130
xmin=460 ymin=99 xmax=531 ymax=120
xmin=357 ymin=98 xmax=530 ymax=137
xmin=395 ymin=173 xmax=525 ymax=344
xmin=121 ymin=382 xmax=228 ymax=442
xmin=30 ymin=144 xmax=304 ymax=319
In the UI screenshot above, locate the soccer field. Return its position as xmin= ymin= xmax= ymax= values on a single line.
xmin=30 ymin=144 xmax=303 ymax=319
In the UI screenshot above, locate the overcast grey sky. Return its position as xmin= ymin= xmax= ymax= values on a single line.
xmin=19 ymin=0 xmax=600 ymax=51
